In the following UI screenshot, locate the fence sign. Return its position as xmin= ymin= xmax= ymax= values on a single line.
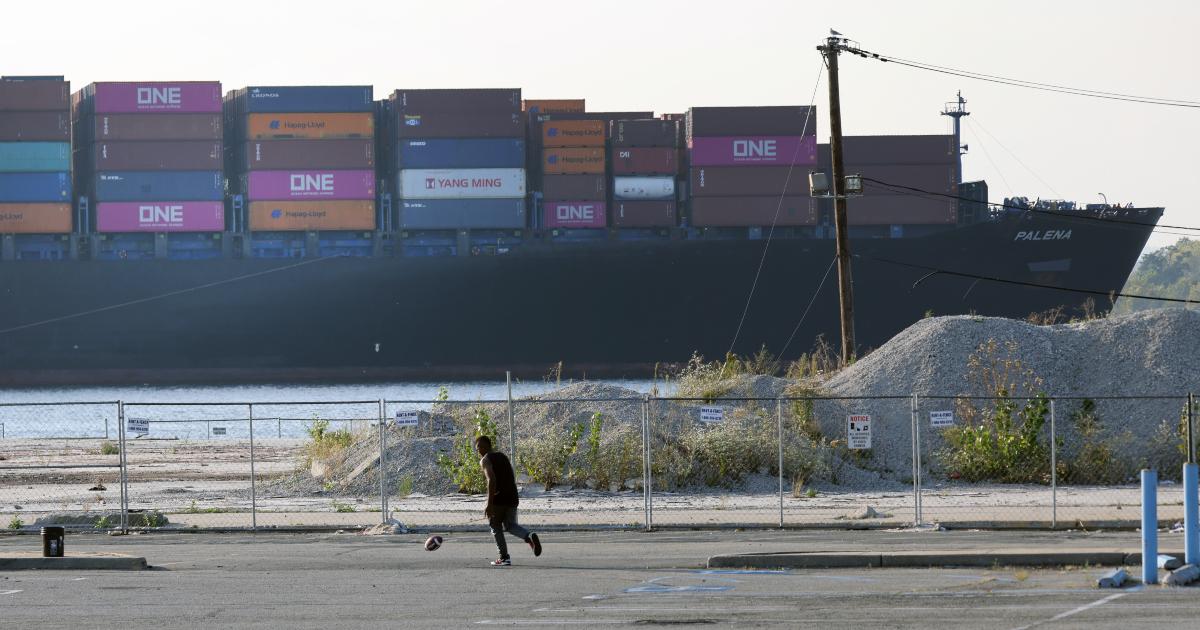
xmin=930 ymin=410 xmax=955 ymax=428
xmin=394 ymin=410 xmax=420 ymax=428
xmin=127 ymin=417 xmax=149 ymax=436
xmin=212 ymin=427 xmax=227 ymax=436
xmin=847 ymin=414 xmax=871 ymax=449
xmin=699 ymin=406 xmax=725 ymax=423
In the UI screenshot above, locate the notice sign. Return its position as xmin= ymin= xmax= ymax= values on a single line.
xmin=847 ymin=415 xmax=872 ymax=450
xmin=700 ymin=406 xmax=725 ymax=423
xmin=394 ymin=410 xmax=419 ymax=428
xmin=212 ymin=427 xmax=227 ymax=436
xmin=127 ymin=417 xmax=149 ymax=436
xmin=930 ymin=410 xmax=955 ymax=428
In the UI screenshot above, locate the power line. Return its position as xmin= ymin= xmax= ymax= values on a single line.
xmin=779 ymin=256 xmax=838 ymax=358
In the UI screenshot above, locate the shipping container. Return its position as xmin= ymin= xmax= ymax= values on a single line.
xmin=87 ymin=141 xmax=222 ymax=171
xmin=0 ymin=172 xmax=70 ymax=202
xmin=394 ymin=111 xmax=525 ymax=139
xmin=95 ymin=201 xmax=224 ymax=232
xmin=393 ymin=89 xmax=521 ymax=114
xmin=612 ymin=176 xmax=675 ymax=200
xmin=819 ymin=135 xmax=957 ymax=165
xmin=690 ymin=136 xmax=817 ymax=167
xmin=541 ymin=173 xmax=606 ymax=201
xmin=541 ymin=119 xmax=606 ymax=148
xmin=0 ymin=142 xmax=70 ymax=172
xmin=0 ymin=112 xmax=70 ymax=141
xmin=243 ymin=112 xmax=374 ymax=140
xmin=84 ymin=82 xmax=222 ymax=114
xmin=686 ymin=106 xmax=817 ymax=140
xmin=611 ymin=120 xmax=678 ymax=147
xmin=93 ymin=171 xmax=223 ymax=202
xmin=395 ymin=138 xmax=525 ymax=169
xmin=0 ymin=78 xmax=69 ymax=111
xmin=234 ymin=86 xmax=374 ymax=113
xmin=611 ymin=200 xmax=676 ymax=228
xmin=611 ymin=147 xmax=677 ymax=175
xmin=690 ymin=196 xmax=817 ymax=227
xmin=0 ymin=202 xmax=71 ymax=233
xmin=245 ymin=170 xmax=375 ymax=201
xmin=249 ymin=199 xmax=376 ymax=231
xmin=398 ymin=168 xmax=525 ymax=200
xmin=848 ymin=164 xmax=958 ymax=195
xmin=522 ymin=99 xmax=585 ymax=114
xmin=542 ymin=147 xmax=605 ymax=175
xmin=241 ymin=139 xmax=374 ymax=170
xmin=90 ymin=113 xmax=222 ymax=141
xmin=399 ymin=198 xmax=526 ymax=230
xmin=844 ymin=196 xmax=957 ymax=225
xmin=543 ymin=200 xmax=606 ymax=229
xmin=689 ymin=166 xmax=811 ymax=196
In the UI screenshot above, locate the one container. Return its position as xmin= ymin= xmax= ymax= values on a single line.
xmin=522 ymin=99 xmax=585 ymax=114
xmin=612 ymin=200 xmax=677 ymax=228
xmin=248 ymin=199 xmax=376 ymax=231
xmin=0 ymin=112 xmax=70 ymax=141
xmin=689 ymin=136 xmax=817 ymax=167
xmin=0 ymin=78 xmax=69 ymax=111
xmin=243 ymin=112 xmax=374 ymax=140
xmin=542 ymin=147 xmax=605 ymax=175
xmin=0 ymin=203 xmax=72 ymax=233
xmin=96 ymin=201 xmax=225 ymax=232
xmin=86 ymin=82 xmax=222 ymax=114
xmin=235 ymin=86 xmax=374 ymax=113
xmin=393 ymin=111 xmax=525 ymax=139
xmin=543 ymin=200 xmax=607 ymax=228
xmin=393 ymin=88 xmax=521 ymax=114
xmin=241 ymin=139 xmax=374 ymax=170
xmin=245 ymin=170 xmax=375 ymax=201
xmin=90 ymin=113 xmax=222 ymax=141
xmin=397 ymin=168 xmax=526 ymax=199
xmin=89 ymin=141 xmax=222 ymax=171
xmin=686 ymin=106 xmax=817 ymax=139
xmin=611 ymin=120 xmax=678 ymax=147
xmin=93 ymin=171 xmax=223 ymax=202
xmin=395 ymin=138 xmax=525 ymax=169
xmin=41 ymin=526 xmax=64 ymax=558
xmin=844 ymin=196 xmax=957 ymax=225
xmin=541 ymin=120 xmax=605 ymax=148
xmin=541 ymin=173 xmax=606 ymax=201
xmin=399 ymin=198 xmax=526 ymax=230
xmin=0 ymin=172 xmax=70 ymax=202
xmin=611 ymin=147 xmax=677 ymax=175
xmin=689 ymin=166 xmax=810 ymax=196
xmin=690 ymin=196 xmax=817 ymax=227
xmin=612 ymin=176 xmax=675 ymax=200
xmin=0 ymin=142 xmax=70 ymax=172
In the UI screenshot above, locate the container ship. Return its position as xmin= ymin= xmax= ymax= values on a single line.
xmin=0 ymin=78 xmax=1162 ymax=385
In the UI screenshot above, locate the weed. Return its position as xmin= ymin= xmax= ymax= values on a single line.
xmin=98 ymin=441 xmax=120 ymax=455
xmin=805 ymin=487 xmax=818 ymax=498
xmin=8 ymin=516 xmax=23 ymax=530
xmin=134 ymin=512 xmax=165 ymax=528
xmin=520 ymin=422 xmax=584 ymax=490
xmin=396 ymin=474 xmax=414 ymax=498
xmin=303 ymin=419 xmax=356 ymax=472
xmin=322 ymin=480 xmax=335 ymax=493
xmin=184 ymin=500 xmax=231 ymax=514
xmin=94 ymin=515 xmax=112 ymax=529
xmin=1058 ymin=399 xmax=1134 ymax=484
xmin=436 ymin=408 xmax=498 ymax=494
xmin=435 ymin=386 xmax=450 ymax=403
xmin=332 ymin=501 xmax=356 ymax=513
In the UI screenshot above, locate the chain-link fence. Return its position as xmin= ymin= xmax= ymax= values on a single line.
xmin=2 ymin=393 xmax=1196 ymax=532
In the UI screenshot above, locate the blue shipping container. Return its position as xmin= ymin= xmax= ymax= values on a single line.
xmin=238 ymin=86 xmax=374 ymax=113
xmin=0 ymin=171 xmax=70 ymax=202
xmin=396 ymin=139 xmax=526 ymax=169
xmin=400 ymin=198 xmax=526 ymax=230
xmin=0 ymin=142 xmax=70 ymax=172
xmin=93 ymin=171 xmax=223 ymax=202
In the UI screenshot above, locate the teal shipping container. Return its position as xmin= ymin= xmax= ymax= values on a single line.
xmin=0 ymin=142 xmax=71 ymax=172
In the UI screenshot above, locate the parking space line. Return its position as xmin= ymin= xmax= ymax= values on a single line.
xmin=0 ymin=590 xmax=22 ymax=596
xmin=1009 ymin=592 xmax=1129 ymax=630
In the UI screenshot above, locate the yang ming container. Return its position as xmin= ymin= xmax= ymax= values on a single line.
xmin=0 ymin=112 xmax=70 ymax=141
xmin=690 ymin=196 xmax=817 ymax=227
xmin=397 ymin=168 xmax=525 ymax=199
xmin=543 ymin=201 xmax=606 ymax=228
xmin=90 ymin=113 xmax=222 ymax=141
xmin=690 ymin=166 xmax=811 ymax=196
xmin=543 ymin=147 xmax=605 ymax=175
xmin=89 ymin=141 xmax=222 ymax=171
xmin=686 ymin=106 xmax=817 ymax=139
xmin=611 ymin=120 xmax=678 ymax=147
xmin=93 ymin=171 xmax=223 ymax=202
xmin=399 ymin=198 xmax=526 ymax=230
xmin=95 ymin=201 xmax=224 ymax=232
xmin=236 ymin=86 xmax=374 ymax=113
xmin=0 ymin=172 xmax=70 ymax=202
xmin=612 ymin=200 xmax=676 ymax=228
xmin=242 ymin=139 xmax=374 ymax=170
xmin=0 ymin=203 xmax=72 ymax=233
xmin=245 ymin=170 xmax=375 ymax=201
xmin=85 ymin=82 xmax=222 ymax=114
xmin=611 ymin=147 xmax=677 ymax=175
xmin=396 ymin=138 xmax=525 ymax=169
xmin=0 ymin=142 xmax=70 ymax=172
xmin=612 ymin=176 xmax=675 ymax=200
xmin=393 ymin=111 xmax=525 ymax=139
xmin=248 ymin=200 xmax=376 ymax=231
xmin=690 ymin=136 xmax=817 ymax=167
xmin=541 ymin=173 xmax=606 ymax=201
xmin=393 ymin=89 xmax=521 ymax=114
xmin=0 ymin=78 xmax=69 ymax=111
xmin=244 ymin=112 xmax=374 ymax=140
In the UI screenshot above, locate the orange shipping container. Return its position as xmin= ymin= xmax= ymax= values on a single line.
xmin=249 ymin=200 xmax=375 ymax=231
xmin=244 ymin=113 xmax=374 ymax=140
xmin=542 ymin=119 xmax=605 ymax=148
xmin=0 ymin=203 xmax=72 ymax=233
xmin=522 ymin=99 xmax=585 ymax=114
xmin=543 ymin=147 xmax=605 ymax=175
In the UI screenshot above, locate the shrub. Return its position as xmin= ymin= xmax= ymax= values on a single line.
xmin=396 ymin=474 xmax=414 ymax=498
xmin=98 ymin=441 xmax=120 ymax=455
xmin=520 ymin=423 xmax=584 ymax=490
xmin=1059 ymin=399 xmax=1134 ymax=484
xmin=8 ymin=516 xmax=23 ymax=530
xmin=436 ymin=408 xmax=498 ymax=494
xmin=94 ymin=515 xmax=112 ymax=529
xmin=303 ymin=419 xmax=355 ymax=469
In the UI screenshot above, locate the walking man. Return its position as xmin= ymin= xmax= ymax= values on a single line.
xmin=477 ymin=435 xmax=542 ymax=566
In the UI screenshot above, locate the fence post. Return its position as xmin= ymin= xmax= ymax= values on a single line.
xmin=1050 ymin=399 xmax=1057 ymax=530
xmin=641 ymin=395 xmax=651 ymax=532
xmin=777 ymin=397 xmax=784 ymax=528
xmin=909 ymin=394 xmax=919 ymax=526
xmin=249 ymin=403 xmax=257 ymax=531
xmin=507 ymin=371 xmax=515 ymax=463
xmin=104 ymin=417 xmax=108 ymax=440
xmin=379 ymin=399 xmax=388 ymax=523
xmin=117 ymin=401 xmax=128 ymax=533
xmin=647 ymin=396 xmax=654 ymax=530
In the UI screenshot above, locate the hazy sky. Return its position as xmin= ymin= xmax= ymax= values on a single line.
xmin=5 ymin=0 xmax=1196 ymax=252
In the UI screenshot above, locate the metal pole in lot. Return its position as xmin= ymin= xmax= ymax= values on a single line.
xmin=777 ymin=398 xmax=784 ymax=528
xmin=641 ymin=396 xmax=650 ymax=531
xmin=249 ymin=404 xmax=257 ymax=531
xmin=910 ymin=394 xmax=919 ymax=526
xmin=117 ymin=401 xmax=128 ymax=533
xmin=507 ymin=371 xmax=515 ymax=463
xmin=379 ymin=399 xmax=388 ymax=523
xmin=1050 ymin=399 xmax=1057 ymax=529
xmin=646 ymin=397 xmax=654 ymax=530
xmin=915 ymin=395 xmax=923 ymax=524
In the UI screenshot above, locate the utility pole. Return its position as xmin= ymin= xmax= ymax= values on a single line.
xmin=818 ymin=35 xmax=856 ymax=365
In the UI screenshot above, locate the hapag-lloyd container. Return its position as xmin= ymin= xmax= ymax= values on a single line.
xmin=542 ymin=120 xmax=606 ymax=148
xmin=611 ymin=147 xmax=677 ymax=175
xmin=91 ymin=113 xmax=222 ymax=141
xmin=522 ymin=99 xmax=585 ymax=114
xmin=0 ymin=78 xmax=69 ymax=111
xmin=242 ymin=139 xmax=374 ymax=170
xmin=396 ymin=139 xmax=525 ymax=169
xmin=0 ymin=112 xmax=70 ymax=141
xmin=398 ymin=168 xmax=525 ymax=199
xmin=400 ymin=198 xmax=526 ymax=230
xmin=87 ymin=82 xmax=222 ymax=113
xmin=0 ymin=142 xmax=70 ymax=172
xmin=96 ymin=201 xmax=224 ymax=233
xmin=690 ymin=196 xmax=817 ymax=227
xmin=394 ymin=111 xmax=525 ymax=139
xmin=89 ymin=141 xmax=222 ymax=171
xmin=689 ymin=136 xmax=817 ymax=167
xmin=93 ymin=171 xmax=223 ymax=202
xmin=543 ymin=201 xmax=606 ymax=229
xmin=0 ymin=203 xmax=72 ymax=233
xmin=248 ymin=200 xmax=376 ymax=231
xmin=612 ymin=176 xmax=675 ymax=200
xmin=541 ymin=174 xmax=606 ymax=201
xmin=0 ymin=172 xmax=70 ymax=202
xmin=245 ymin=170 xmax=375 ymax=201
xmin=690 ymin=166 xmax=810 ymax=196
xmin=543 ymin=147 xmax=605 ymax=175
xmin=236 ymin=86 xmax=374 ymax=113
xmin=612 ymin=200 xmax=676 ymax=228
xmin=244 ymin=112 xmax=374 ymax=140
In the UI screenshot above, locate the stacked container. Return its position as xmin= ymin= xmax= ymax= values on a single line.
xmin=609 ymin=119 xmax=680 ymax=228
xmin=0 ymin=77 xmax=72 ymax=239
xmin=225 ymin=86 xmax=376 ymax=236
xmin=73 ymin=82 xmax=224 ymax=252
xmin=686 ymin=106 xmax=818 ymax=228
xmin=818 ymin=135 xmax=959 ymax=229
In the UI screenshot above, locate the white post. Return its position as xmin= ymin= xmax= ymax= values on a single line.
xmin=117 ymin=401 xmax=128 ymax=532
xmin=777 ymin=398 xmax=784 ymax=528
xmin=249 ymin=404 xmax=257 ymax=531
xmin=646 ymin=396 xmax=654 ymax=530
xmin=1050 ymin=399 xmax=1057 ymax=529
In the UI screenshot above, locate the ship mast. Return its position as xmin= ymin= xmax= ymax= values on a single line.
xmin=941 ymin=91 xmax=970 ymax=185
xmin=817 ymin=35 xmax=856 ymax=365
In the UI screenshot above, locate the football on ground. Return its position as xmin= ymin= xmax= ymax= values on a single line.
xmin=424 ymin=535 xmax=443 ymax=551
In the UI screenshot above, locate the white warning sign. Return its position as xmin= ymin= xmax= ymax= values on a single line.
xmin=699 ymin=406 xmax=725 ymax=423
xmin=847 ymin=415 xmax=872 ymax=450
xmin=394 ymin=410 xmax=420 ymax=428
xmin=127 ymin=417 xmax=149 ymax=436
xmin=212 ymin=427 xmax=227 ymax=436
xmin=930 ymin=410 xmax=955 ymax=428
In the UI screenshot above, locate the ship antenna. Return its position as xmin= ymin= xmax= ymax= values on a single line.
xmin=941 ymin=91 xmax=970 ymax=184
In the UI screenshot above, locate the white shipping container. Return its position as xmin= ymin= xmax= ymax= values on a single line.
xmin=612 ymin=176 xmax=675 ymax=200
xmin=398 ymin=168 xmax=526 ymax=199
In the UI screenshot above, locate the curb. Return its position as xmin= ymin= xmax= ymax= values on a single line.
xmin=708 ymin=549 xmax=1186 ymax=570
xmin=0 ymin=555 xmax=148 ymax=571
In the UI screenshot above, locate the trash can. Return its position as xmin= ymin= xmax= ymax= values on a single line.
xmin=41 ymin=526 xmax=64 ymax=558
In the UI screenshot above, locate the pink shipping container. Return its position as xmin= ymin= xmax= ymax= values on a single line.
xmin=246 ymin=170 xmax=375 ymax=201
xmin=95 ymin=201 xmax=224 ymax=232
xmin=89 ymin=82 xmax=222 ymax=113
xmin=543 ymin=201 xmax=607 ymax=228
xmin=689 ymin=136 xmax=817 ymax=167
